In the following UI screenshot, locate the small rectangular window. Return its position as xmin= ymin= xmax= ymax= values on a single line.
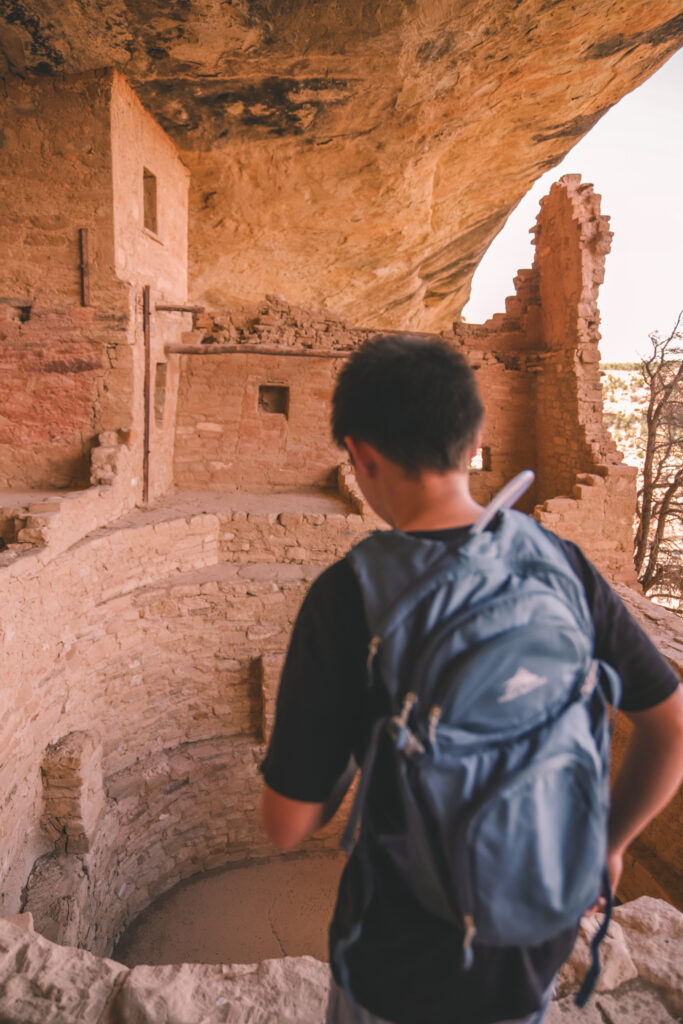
xmin=470 ymin=446 xmax=492 ymax=472
xmin=258 ymin=385 xmax=289 ymax=417
xmin=143 ymin=168 xmax=158 ymax=234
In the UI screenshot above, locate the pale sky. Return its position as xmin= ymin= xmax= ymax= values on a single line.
xmin=462 ymin=48 xmax=683 ymax=363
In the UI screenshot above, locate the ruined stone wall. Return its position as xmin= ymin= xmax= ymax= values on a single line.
xmin=531 ymin=176 xmax=618 ymax=494
xmin=452 ymin=177 xmax=637 ymax=582
xmin=451 ymin=324 xmax=538 ymax=512
xmin=528 ymin=178 xmax=636 ymax=581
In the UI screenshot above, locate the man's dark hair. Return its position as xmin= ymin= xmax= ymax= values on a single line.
xmin=331 ymin=333 xmax=484 ymax=474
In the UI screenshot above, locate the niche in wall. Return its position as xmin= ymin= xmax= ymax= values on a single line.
xmin=143 ymin=168 xmax=158 ymax=235
xmin=258 ymin=384 xmax=289 ymax=417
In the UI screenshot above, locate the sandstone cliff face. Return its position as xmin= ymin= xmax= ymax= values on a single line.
xmin=1 ymin=2 xmax=681 ymax=327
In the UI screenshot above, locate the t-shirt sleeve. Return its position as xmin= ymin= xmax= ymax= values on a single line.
xmin=559 ymin=540 xmax=680 ymax=712
xmin=260 ymin=560 xmax=368 ymax=803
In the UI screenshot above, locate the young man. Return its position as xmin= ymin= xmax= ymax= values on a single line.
xmin=261 ymin=334 xmax=683 ymax=1024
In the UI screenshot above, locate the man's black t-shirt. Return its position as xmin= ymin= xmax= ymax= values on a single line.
xmin=261 ymin=526 xmax=679 ymax=1024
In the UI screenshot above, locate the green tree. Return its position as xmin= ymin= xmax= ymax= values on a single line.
xmin=634 ymin=312 xmax=683 ymax=613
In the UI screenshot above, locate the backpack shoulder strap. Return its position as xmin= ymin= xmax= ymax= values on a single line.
xmin=347 ymin=530 xmax=451 ymax=637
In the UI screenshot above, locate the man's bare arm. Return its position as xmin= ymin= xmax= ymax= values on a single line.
xmin=262 ymin=758 xmax=357 ymax=852
xmin=607 ymin=685 xmax=683 ymax=892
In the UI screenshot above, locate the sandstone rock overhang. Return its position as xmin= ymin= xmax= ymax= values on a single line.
xmin=0 ymin=2 xmax=681 ymax=326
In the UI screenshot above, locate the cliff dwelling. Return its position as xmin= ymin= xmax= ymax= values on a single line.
xmin=0 ymin=2 xmax=682 ymax=1021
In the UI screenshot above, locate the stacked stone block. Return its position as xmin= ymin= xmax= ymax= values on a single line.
xmin=41 ymin=732 xmax=105 ymax=855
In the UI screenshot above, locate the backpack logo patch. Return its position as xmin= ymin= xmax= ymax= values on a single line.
xmin=498 ymin=667 xmax=548 ymax=702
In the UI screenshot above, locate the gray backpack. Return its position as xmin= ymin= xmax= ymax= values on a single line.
xmin=336 ymin=475 xmax=621 ymax=1008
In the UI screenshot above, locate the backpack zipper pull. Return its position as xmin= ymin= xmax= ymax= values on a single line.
xmin=462 ymin=915 xmax=477 ymax=970
xmin=428 ymin=705 xmax=442 ymax=746
xmin=397 ymin=691 xmax=418 ymax=728
xmin=367 ymin=635 xmax=381 ymax=675
xmin=390 ymin=692 xmax=425 ymax=757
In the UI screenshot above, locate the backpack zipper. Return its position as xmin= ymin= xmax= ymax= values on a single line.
xmin=456 ymin=751 xmax=591 ymax=947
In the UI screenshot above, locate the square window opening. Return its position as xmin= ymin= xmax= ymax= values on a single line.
xmin=258 ymin=385 xmax=289 ymax=417
xmin=470 ymin=445 xmax=492 ymax=472
xmin=143 ymin=168 xmax=158 ymax=234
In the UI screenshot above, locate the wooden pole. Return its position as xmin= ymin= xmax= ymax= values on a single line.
xmin=142 ymin=285 xmax=152 ymax=505
xmin=79 ymin=229 xmax=90 ymax=306
xmin=164 ymin=344 xmax=350 ymax=359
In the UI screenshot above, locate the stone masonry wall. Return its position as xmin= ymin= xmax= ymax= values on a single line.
xmin=0 ymin=496 xmax=369 ymax=955
xmin=0 ymin=71 xmax=132 ymax=488
xmin=0 ymin=302 xmax=132 ymax=489
xmin=0 ymin=71 xmax=117 ymax=305
xmin=451 ymin=323 xmax=538 ymax=511
xmin=175 ymin=352 xmax=347 ymax=491
xmin=173 ymin=297 xmax=367 ymax=491
xmin=173 ymin=296 xmax=540 ymax=500
xmin=529 ymin=177 xmax=637 ymax=581
xmin=110 ymin=72 xmax=190 ymax=501
xmin=450 ymin=176 xmax=637 ymax=581
xmin=531 ymin=176 xmax=620 ymax=496
xmin=0 ymin=70 xmax=189 ymax=498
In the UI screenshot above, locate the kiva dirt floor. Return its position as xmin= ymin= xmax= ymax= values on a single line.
xmin=114 ymin=851 xmax=346 ymax=967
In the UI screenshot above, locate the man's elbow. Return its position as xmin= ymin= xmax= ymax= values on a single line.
xmin=261 ymin=785 xmax=322 ymax=852
xmin=264 ymin=823 xmax=301 ymax=853
xmin=262 ymin=809 xmax=301 ymax=852
xmin=626 ymin=685 xmax=683 ymax=741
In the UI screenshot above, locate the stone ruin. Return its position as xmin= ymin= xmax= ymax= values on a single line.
xmin=0 ymin=4 xmax=682 ymax=1021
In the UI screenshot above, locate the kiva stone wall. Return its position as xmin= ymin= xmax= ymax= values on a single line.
xmin=0 ymin=493 xmax=369 ymax=954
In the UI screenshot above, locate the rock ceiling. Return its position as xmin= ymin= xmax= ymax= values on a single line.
xmin=1 ymin=1 xmax=681 ymax=328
